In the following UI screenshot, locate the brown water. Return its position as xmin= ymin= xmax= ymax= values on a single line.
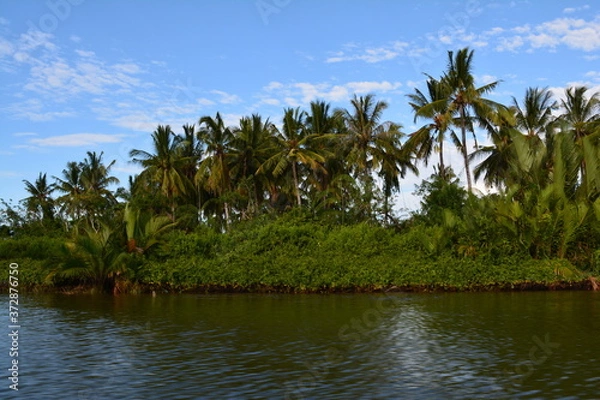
xmin=3 ymin=291 xmax=599 ymax=399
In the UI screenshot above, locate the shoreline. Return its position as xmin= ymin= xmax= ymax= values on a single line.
xmin=2 ymin=277 xmax=597 ymax=295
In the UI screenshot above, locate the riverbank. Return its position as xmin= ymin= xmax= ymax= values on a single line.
xmin=1 ymin=277 xmax=597 ymax=295
xmin=2 ymin=216 xmax=599 ymax=295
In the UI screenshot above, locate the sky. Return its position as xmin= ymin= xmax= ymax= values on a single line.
xmin=1 ymin=0 xmax=600 ymax=215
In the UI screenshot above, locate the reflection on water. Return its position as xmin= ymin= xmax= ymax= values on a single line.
xmin=1 ymin=292 xmax=599 ymax=399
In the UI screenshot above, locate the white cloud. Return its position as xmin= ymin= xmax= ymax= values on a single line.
xmin=485 ymin=27 xmax=505 ymax=35
xmin=23 ymin=55 xmax=143 ymax=98
xmin=478 ymin=74 xmax=499 ymax=85
xmin=28 ymin=133 xmax=126 ymax=147
xmin=211 ymin=90 xmax=242 ymax=104
xmin=0 ymin=171 xmax=20 ymax=178
xmin=326 ymin=41 xmax=409 ymax=63
xmin=563 ymin=5 xmax=590 ymax=14
xmin=75 ymin=49 xmax=95 ymax=58
xmin=0 ymin=37 xmax=14 ymax=58
xmin=18 ymin=30 xmax=56 ymax=53
xmin=70 ymin=35 xmax=82 ymax=43
xmin=496 ymin=16 xmax=600 ymax=53
xmin=258 ymin=98 xmax=280 ymax=106
xmin=113 ymin=63 xmax=142 ymax=74
xmin=262 ymin=80 xmax=404 ymax=107
xmin=346 ymin=81 xmax=402 ymax=93
xmin=3 ymin=99 xmax=75 ymax=121
xmin=496 ymin=35 xmax=524 ymax=52
xmin=197 ymin=97 xmax=215 ymax=106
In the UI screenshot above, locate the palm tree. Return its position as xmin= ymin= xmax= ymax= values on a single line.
xmin=229 ymin=114 xmax=277 ymax=216
xmin=22 ymin=172 xmax=55 ymax=223
xmin=406 ymin=76 xmax=452 ymax=180
xmin=513 ymin=87 xmax=557 ymax=139
xmin=179 ymin=123 xmax=202 ymax=184
xmin=123 ymin=203 xmax=176 ymax=254
xmin=343 ymin=94 xmax=391 ymax=183
xmin=471 ymin=107 xmax=521 ymax=188
xmin=80 ymin=151 xmax=119 ymax=195
xmin=130 ymin=125 xmax=187 ymax=221
xmin=54 ymin=161 xmax=85 ymax=224
xmin=196 ymin=113 xmax=234 ymax=225
xmin=260 ymin=107 xmax=330 ymax=206
xmin=443 ymin=47 xmax=501 ymax=192
xmin=558 ymin=86 xmax=600 ymax=198
xmin=558 ymin=86 xmax=600 ymax=141
xmin=53 ymin=223 xmax=127 ymax=293
xmin=305 ymin=100 xmax=347 ymax=197
xmin=343 ymin=94 xmax=409 ymax=219
xmin=80 ymin=152 xmax=120 ymax=225
xmin=375 ymin=123 xmax=418 ymax=223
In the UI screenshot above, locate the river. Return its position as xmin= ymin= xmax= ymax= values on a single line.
xmin=2 ymin=291 xmax=599 ymax=399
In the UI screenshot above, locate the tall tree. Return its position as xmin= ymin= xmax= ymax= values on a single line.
xmin=54 ymin=161 xmax=85 ymax=224
xmin=229 ymin=114 xmax=277 ymax=217
xmin=443 ymin=47 xmax=500 ymax=192
xmin=343 ymin=94 xmax=408 ymax=219
xmin=558 ymin=86 xmax=600 ymax=198
xmin=81 ymin=151 xmax=120 ymax=209
xmin=558 ymin=86 xmax=600 ymax=141
xmin=513 ymin=87 xmax=557 ymax=139
xmin=196 ymin=113 xmax=234 ymax=225
xmin=375 ymin=123 xmax=417 ymax=223
xmin=260 ymin=107 xmax=331 ymax=207
xmin=343 ymin=94 xmax=390 ymax=183
xmin=130 ymin=125 xmax=187 ymax=221
xmin=22 ymin=172 xmax=55 ymax=223
xmin=305 ymin=100 xmax=347 ymax=195
xmin=406 ymin=76 xmax=452 ymax=180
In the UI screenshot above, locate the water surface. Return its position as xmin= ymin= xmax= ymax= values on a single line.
xmin=2 ymin=291 xmax=599 ymax=399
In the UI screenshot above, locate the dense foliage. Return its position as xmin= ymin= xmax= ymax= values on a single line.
xmin=1 ymin=48 xmax=599 ymax=292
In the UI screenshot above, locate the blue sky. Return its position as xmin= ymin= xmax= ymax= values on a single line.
xmin=1 ymin=0 xmax=600 ymax=213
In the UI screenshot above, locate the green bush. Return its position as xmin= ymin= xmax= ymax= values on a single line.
xmin=0 ymin=236 xmax=65 ymax=261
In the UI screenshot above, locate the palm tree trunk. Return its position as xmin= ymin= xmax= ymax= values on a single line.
xmin=224 ymin=201 xmax=230 ymax=228
xmin=292 ymin=161 xmax=301 ymax=206
xmin=439 ymin=133 xmax=446 ymax=181
xmin=460 ymin=106 xmax=473 ymax=192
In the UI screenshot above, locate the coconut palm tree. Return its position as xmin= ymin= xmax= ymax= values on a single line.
xmin=179 ymin=123 xmax=202 ymax=184
xmin=53 ymin=223 xmax=127 ymax=293
xmin=260 ymin=107 xmax=332 ymax=207
xmin=196 ymin=113 xmax=235 ymax=225
xmin=406 ymin=76 xmax=453 ymax=180
xmin=343 ymin=94 xmax=399 ymax=183
xmin=123 ymin=203 xmax=176 ymax=254
xmin=80 ymin=151 xmax=119 ymax=196
xmin=558 ymin=86 xmax=600 ymax=198
xmin=471 ymin=107 xmax=521 ymax=188
xmin=229 ymin=114 xmax=277 ymax=217
xmin=558 ymin=86 xmax=600 ymax=141
xmin=375 ymin=123 xmax=418 ymax=223
xmin=80 ymin=151 xmax=120 ymax=225
xmin=513 ymin=87 xmax=557 ymax=139
xmin=130 ymin=125 xmax=187 ymax=221
xmin=22 ymin=172 xmax=55 ymax=223
xmin=305 ymin=100 xmax=347 ymax=199
xmin=342 ymin=94 xmax=409 ymax=219
xmin=443 ymin=47 xmax=501 ymax=192
xmin=54 ymin=161 xmax=85 ymax=225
